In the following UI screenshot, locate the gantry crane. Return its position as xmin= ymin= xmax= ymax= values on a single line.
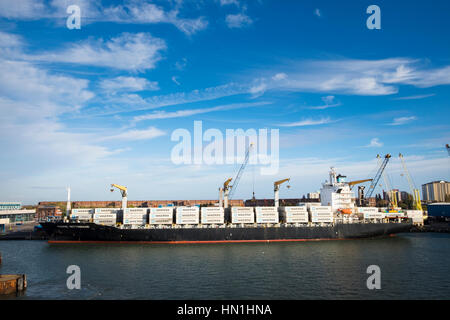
xmin=399 ymin=153 xmax=423 ymax=211
xmin=219 ymin=178 xmax=233 ymax=208
xmin=228 ymin=143 xmax=254 ymax=200
xmin=365 ymin=154 xmax=391 ymax=201
xmin=274 ymin=178 xmax=290 ymax=208
xmin=110 ymin=184 xmax=128 ymax=209
xmin=377 ymin=155 xmax=398 ymax=209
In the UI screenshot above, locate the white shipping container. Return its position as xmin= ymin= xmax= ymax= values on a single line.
xmin=310 ymin=206 xmax=333 ymax=223
xmin=255 ymin=207 xmax=279 ymax=223
xmin=71 ymin=208 xmax=94 ymax=214
xmin=280 ymin=206 xmax=309 ymax=223
xmin=357 ymin=207 xmax=385 ymax=219
xmin=70 ymin=213 xmax=92 ymax=221
xmin=94 ymin=208 xmax=121 ymax=214
xmin=176 ymin=207 xmax=199 ymax=224
xmin=124 ymin=208 xmax=148 ymax=214
xmin=201 ymin=207 xmax=224 ymax=224
xmin=149 ymin=208 xmax=173 ymax=224
xmin=407 ymin=210 xmax=424 ymax=223
xmin=93 ymin=219 xmax=116 ymax=226
xmin=123 ymin=219 xmax=146 ymax=225
xmin=231 ymin=207 xmax=254 ymax=223
xmin=150 ymin=218 xmax=173 ymax=225
xmin=93 ymin=213 xmax=117 ymax=219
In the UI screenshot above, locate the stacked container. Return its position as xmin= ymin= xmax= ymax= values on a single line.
xmin=149 ymin=207 xmax=173 ymax=225
xmin=406 ymin=210 xmax=424 ymax=225
xmin=357 ymin=207 xmax=384 ymax=220
xmin=93 ymin=208 xmax=119 ymax=226
xmin=201 ymin=207 xmax=224 ymax=224
xmin=70 ymin=208 xmax=94 ymax=222
xmin=123 ymin=208 xmax=148 ymax=225
xmin=255 ymin=207 xmax=279 ymax=223
xmin=279 ymin=206 xmax=309 ymax=223
xmin=231 ymin=207 xmax=254 ymax=224
xmin=310 ymin=206 xmax=333 ymax=223
xmin=176 ymin=206 xmax=199 ymax=225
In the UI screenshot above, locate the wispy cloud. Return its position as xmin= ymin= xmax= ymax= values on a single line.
xmin=0 ymin=0 xmax=208 ymax=35
xmin=314 ymin=9 xmax=321 ymax=17
xmin=99 ymin=76 xmax=159 ymax=93
xmin=133 ymin=101 xmax=270 ymax=122
xmin=306 ymin=95 xmax=342 ymax=110
xmin=226 ymin=13 xmax=253 ymax=28
xmin=388 ymin=116 xmax=417 ymax=126
xmin=279 ymin=117 xmax=333 ymax=127
xmin=393 ymin=93 xmax=435 ymax=100
xmin=98 ymin=127 xmax=166 ymax=142
xmin=365 ymin=138 xmax=383 ymax=148
xmin=30 ymin=33 xmax=166 ymax=72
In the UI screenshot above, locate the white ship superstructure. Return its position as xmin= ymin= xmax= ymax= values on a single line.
xmin=320 ymin=167 xmax=355 ymax=213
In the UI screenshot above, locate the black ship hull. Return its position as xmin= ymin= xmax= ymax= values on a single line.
xmin=41 ymin=222 xmax=412 ymax=243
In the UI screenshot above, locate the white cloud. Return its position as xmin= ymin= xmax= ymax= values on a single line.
xmin=0 ymin=0 xmax=46 ymax=19
xmin=279 ymin=118 xmax=333 ymax=127
xmin=99 ymin=76 xmax=159 ymax=93
xmin=314 ymin=9 xmax=321 ymax=17
xmin=220 ymin=0 xmax=240 ymax=6
xmin=366 ymin=138 xmax=383 ymax=148
xmin=388 ymin=116 xmax=417 ymax=126
xmin=31 ymin=33 xmax=166 ymax=72
xmin=133 ymin=101 xmax=270 ymax=121
xmin=226 ymin=13 xmax=253 ymax=28
xmin=171 ymin=76 xmax=181 ymax=86
xmin=272 ymin=73 xmax=287 ymax=81
xmin=98 ymin=127 xmax=166 ymax=142
xmin=393 ymin=93 xmax=435 ymax=100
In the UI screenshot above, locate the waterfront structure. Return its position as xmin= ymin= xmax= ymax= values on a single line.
xmin=422 ymin=181 xmax=450 ymax=202
xmin=0 ymin=202 xmax=36 ymax=227
xmin=39 ymin=199 xmax=244 ymax=208
xmin=36 ymin=205 xmax=62 ymax=220
xmin=0 ymin=202 xmax=21 ymax=211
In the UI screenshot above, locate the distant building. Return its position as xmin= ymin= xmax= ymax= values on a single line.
xmin=400 ymin=191 xmax=411 ymax=202
xmin=0 ymin=202 xmax=36 ymax=227
xmin=36 ymin=205 xmax=63 ymax=220
xmin=307 ymin=192 xmax=320 ymax=200
xmin=0 ymin=202 xmax=21 ymax=211
xmin=422 ymin=181 xmax=450 ymax=202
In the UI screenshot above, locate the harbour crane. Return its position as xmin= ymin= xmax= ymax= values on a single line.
xmin=274 ymin=178 xmax=290 ymax=208
xmin=228 ymin=143 xmax=254 ymax=200
xmin=377 ymin=155 xmax=398 ymax=209
xmin=399 ymin=153 xmax=423 ymax=211
xmin=110 ymin=184 xmax=128 ymax=209
xmin=219 ymin=178 xmax=233 ymax=208
xmin=365 ymin=154 xmax=391 ymax=201
xmin=348 ymin=179 xmax=373 ymax=189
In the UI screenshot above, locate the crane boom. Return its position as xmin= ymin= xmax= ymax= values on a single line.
xmin=228 ymin=144 xmax=253 ymax=199
xmin=366 ymin=154 xmax=391 ymax=199
xmin=111 ymin=184 xmax=128 ymax=209
xmin=399 ymin=153 xmax=423 ymax=211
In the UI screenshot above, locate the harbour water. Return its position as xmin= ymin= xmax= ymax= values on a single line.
xmin=0 ymin=233 xmax=449 ymax=300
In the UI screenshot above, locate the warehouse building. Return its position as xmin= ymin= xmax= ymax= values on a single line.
xmin=0 ymin=202 xmax=36 ymax=232
xmin=427 ymin=203 xmax=450 ymax=218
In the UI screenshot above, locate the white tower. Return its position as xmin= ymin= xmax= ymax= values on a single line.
xmin=66 ymin=187 xmax=71 ymax=216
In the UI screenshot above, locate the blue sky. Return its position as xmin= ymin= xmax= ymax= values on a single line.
xmin=0 ymin=0 xmax=449 ymax=204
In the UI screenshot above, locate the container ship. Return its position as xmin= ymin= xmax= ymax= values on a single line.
xmin=41 ymin=168 xmax=414 ymax=243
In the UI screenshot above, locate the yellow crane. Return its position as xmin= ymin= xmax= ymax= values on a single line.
xmin=110 ymin=184 xmax=128 ymax=209
xmin=274 ymin=178 xmax=290 ymax=208
xmin=219 ymin=178 xmax=233 ymax=208
xmin=399 ymin=153 xmax=423 ymax=211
